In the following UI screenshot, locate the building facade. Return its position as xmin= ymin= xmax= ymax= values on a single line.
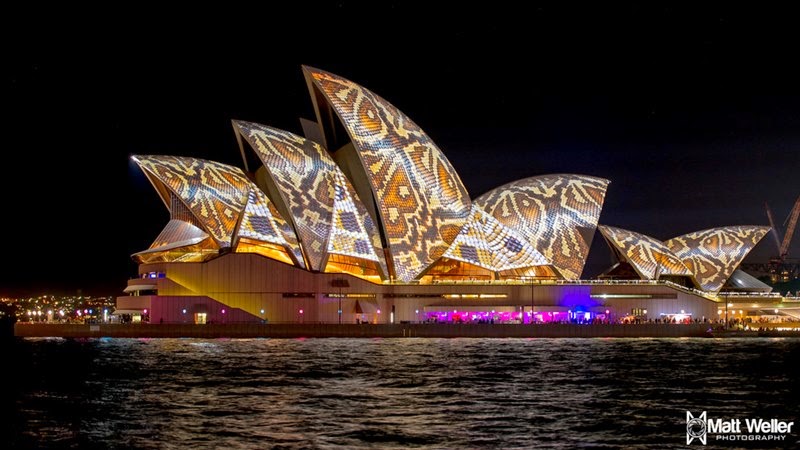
xmin=117 ymin=66 xmax=771 ymax=325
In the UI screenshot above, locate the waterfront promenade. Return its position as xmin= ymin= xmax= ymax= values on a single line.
xmin=15 ymin=322 xmax=717 ymax=338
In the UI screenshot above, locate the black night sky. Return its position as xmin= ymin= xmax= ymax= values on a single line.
xmin=3 ymin=4 xmax=799 ymax=297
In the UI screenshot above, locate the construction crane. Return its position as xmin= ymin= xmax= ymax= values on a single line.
xmin=759 ymin=195 xmax=800 ymax=284
xmin=767 ymin=196 xmax=800 ymax=264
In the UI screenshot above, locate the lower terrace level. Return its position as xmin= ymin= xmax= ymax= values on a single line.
xmin=117 ymin=254 xmax=725 ymax=326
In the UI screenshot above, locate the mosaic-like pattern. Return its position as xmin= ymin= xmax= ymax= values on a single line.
xmin=444 ymin=205 xmax=549 ymax=271
xmin=133 ymin=156 xmax=250 ymax=247
xmin=328 ymin=170 xmax=387 ymax=277
xmin=665 ymin=226 xmax=769 ymax=293
xmin=304 ymin=67 xmax=471 ymax=282
xmin=598 ymin=225 xmax=692 ymax=279
xmin=237 ymin=183 xmax=305 ymax=269
xmin=232 ymin=121 xmax=385 ymax=274
xmin=475 ymin=174 xmax=609 ymax=280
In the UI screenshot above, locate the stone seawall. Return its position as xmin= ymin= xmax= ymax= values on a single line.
xmin=15 ymin=323 xmax=713 ymax=338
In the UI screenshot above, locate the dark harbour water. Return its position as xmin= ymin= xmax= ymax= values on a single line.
xmin=3 ymin=338 xmax=800 ymax=449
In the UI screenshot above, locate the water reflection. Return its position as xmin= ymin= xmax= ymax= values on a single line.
xmin=5 ymin=337 xmax=800 ymax=448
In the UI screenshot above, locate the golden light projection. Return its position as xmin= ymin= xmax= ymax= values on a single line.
xmin=424 ymin=258 xmax=496 ymax=281
xmin=443 ymin=205 xmax=549 ymax=272
xmin=134 ymin=156 xmax=304 ymax=268
xmin=665 ymin=226 xmax=769 ymax=293
xmin=129 ymin=66 xmax=765 ymax=296
xmin=475 ymin=174 xmax=610 ymax=280
xmin=236 ymin=183 xmax=305 ymax=269
xmin=133 ymin=156 xmax=250 ymax=247
xmin=236 ymin=238 xmax=297 ymax=266
xmin=133 ymin=219 xmax=219 ymax=264
xmin=232 ymin=121 xmax=386 ymax=276
xmin=328 ymin=170 xmax=385 ymax=274
xmin=323 ymin=254 xmax=384 ymax=283
xmin=598 ymin=225 xmax=692 ymax=279
xmin=304 ymin=66 xmax=471 ymax=282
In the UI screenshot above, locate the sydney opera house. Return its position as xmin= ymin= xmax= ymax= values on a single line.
xmin=117 ymin=66 xmax=773 ymax=325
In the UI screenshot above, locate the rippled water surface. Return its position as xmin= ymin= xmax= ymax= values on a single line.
xmin=3 ymin=337 xmax=800 ymax=449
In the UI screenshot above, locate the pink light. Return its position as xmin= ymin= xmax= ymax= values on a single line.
xmin=84 ymin=309 xmax=88 ymax=314
xmin=605 ymin=310 xmax=610 ymax=314
xmin=377 ymin=309 xmax=381 ymax=314
xmin=143 ymin=309 xmax=148 ymax=314
xmin=299 ymin=309 xmax=304 ymax=314
xmin=221 ymin=309 xmax=226 ymax=314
